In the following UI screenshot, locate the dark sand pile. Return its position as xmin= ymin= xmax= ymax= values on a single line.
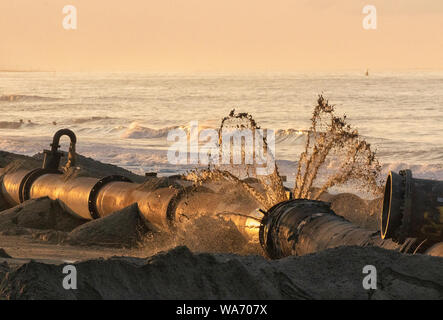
xmin=427 ymin=243 xmax=443 ymax=257
xmin=0 ymin=150 xmax=154 ymax=247
xmin=0 ymin=192 xmax=9 ymax=213
xmin=1 ymin=149 xmax=441 ymax=300
xmin=319 ymin=192 xmax=381 ymax=230
xmin=140 ymin=215 xmax=260 ymax=257
xmin=0 ymin=246 xmax=442 ymax=300
xmin=175 ymin=215 xmax=250 ymax=253
xmin=0 ymin=151 xmax=41 ymax=170
xmin=0 ymin=248 xmax=11 ymax=258
xmin=66 ymin=204 xmax=153 ymax=248
xmin=0 ymin=199 xmax=157 ymax=249
xmin=33 ymin=151 xmax=145 ymax=182
xmin=0 ymin=197 xmax=87 ymax=236
xmin=0 ymin=150 xmax=144 ymax=182
xmin=0 ymin=261 xmax=8 ymax=285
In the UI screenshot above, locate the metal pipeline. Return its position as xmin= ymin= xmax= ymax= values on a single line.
xmin=259 ymin=199 xmax=420 ymax=259
xmin=0 ymin=129 xmax=261 ymax=231
xmin=2 ymin=130 xmax=441 ymax=259
xmin=3 ymin=169 xmax=248 ymax=231
xmin=217 ymin=211 xmax=263 ymax=242
xmin=381 ymin=170 xmax=443 ymax=242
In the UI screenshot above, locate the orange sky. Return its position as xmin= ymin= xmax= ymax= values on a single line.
xmin=1 ymin=0 xmax=442 ymax=72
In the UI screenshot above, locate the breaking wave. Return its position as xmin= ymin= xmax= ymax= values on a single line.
xmin=0 ymin=120 xmax=40 ymax=129
xmin=71 ymin=116 xmax=115 ymax=124
xmin=120 ymin=122 xmax=179 ymax=139
xmin=0 ymin=94 xmax=60 ymax=102
xmin=275 ymin=129 xmax=309 ymax=143
xmin=120 ymin=121 xmax=310 ymax=142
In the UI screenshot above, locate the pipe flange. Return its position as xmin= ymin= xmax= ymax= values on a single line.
xmin=395 ymin=169 xmax=413 ymax=242
xmin=19 ymin=168 xmax=62 ymax=203
xmin=259 ymin=199 xmax=332 ymax=259
xmin=88 ymin=175 xmax=133 ymax=219
xmin=258 ymin=200 xmax=289 ymax=251
xmin=166 ymin=185 xmax=214 ymax=226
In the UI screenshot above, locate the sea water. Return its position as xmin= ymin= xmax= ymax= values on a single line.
xmin=1 ymin=71 xmax=442 ymax=189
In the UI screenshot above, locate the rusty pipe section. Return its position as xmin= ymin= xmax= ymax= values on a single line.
xmin=217 ymin=211 xmax=263 ymax=242
xmin=3 ymin=130 xmax=440 ymax=258
xmin=0 ymin=129 xmax=261 ymax=230
xmin=1 ymin=170 xmax=260 ymax=233
xmin=1 ymin=167 xmax=230 ymax=230
xmin=1 ymin=168 xmax=127 ymax=218
xmin=1 ymin=169 xmax=30 ymax=205
xmin=259 ymin=199 xmax=421 ymax=259
xmin=0 ymin=129 xmax=188 ymax=229
xmin=381 ymin=170 xmax=443 ymax=243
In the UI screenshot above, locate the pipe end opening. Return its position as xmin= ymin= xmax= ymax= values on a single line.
xmin=381 ymin=172 xmax=393 ymax=239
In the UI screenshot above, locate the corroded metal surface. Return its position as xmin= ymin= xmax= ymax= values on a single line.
xmin=259 ymin=199 xmax=420 ymax=259
xmin=42 ymin=128 xmax=77 ymax=171
xmin=0 ymin=166 xmax=261 ymax=231
xmin=2 ymin=130 xmax=441 ymax=259
xmin=381 ymin=170 xmax=443 ymax=242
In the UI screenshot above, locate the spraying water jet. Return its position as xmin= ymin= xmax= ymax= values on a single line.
xmin=0 ymin=129 xmax=261 ymax=231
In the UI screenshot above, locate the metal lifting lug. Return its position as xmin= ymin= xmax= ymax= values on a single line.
xmin=42 ymin=129 xmax=77 ymax=171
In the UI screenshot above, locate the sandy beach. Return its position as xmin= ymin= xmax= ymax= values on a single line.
xmin=0 ymin=149 xmax=442 ymax=300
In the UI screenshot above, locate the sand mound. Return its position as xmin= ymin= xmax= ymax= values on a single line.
xmin=0 ymin=246 xmax=442 ymax=300
xmin=32 ymin=151 xmax=144 ymax=182
xmin=0 ymin=262 xmax=8 ymax=285
xmin=137 ymin=175 xmax=183 ymax=191
xmin=0 ymin=193 xmax=9 ymax=212
xmin=0 ymin=151 xmax=41 ymax=170
xmin=140 ymin=215 xmax=260 ymax=256
xmin=426 ymin=243 xmax=443 ymax=257
xmin=319 ymin=193 xmax=381 ymax=230
xmin=0 ymin=248 xmax=11 ymax=258
xmin=66 ymin=204 xmax=152 ymax=248
xmin=0 ymin=149 xmax=144 ymax=182
xmin=176 ymin=215 xmax=249 ymax=253
xmin=32 ymin=230 xmax=69 ymax=244
xmin=0 ymin=197 xmax=87 ymax=234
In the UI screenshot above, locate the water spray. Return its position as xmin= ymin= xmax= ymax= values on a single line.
xmin=1 ymin=129 xmax=442 ymax=258
xmin=0 ymin=129 xmax=260 ymax=231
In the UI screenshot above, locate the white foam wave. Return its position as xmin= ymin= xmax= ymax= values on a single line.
xmin=0 ymin=94 xmax=59 ymax=102
xmin=0 ymin=120 xmax=41 ymax=129
xmin=71 ymin=116 xmax=114 ymax=124
xmin=120 ymin=122 xmax=179 ymax=139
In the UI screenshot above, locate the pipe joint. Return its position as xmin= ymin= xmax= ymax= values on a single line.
xmin=18 ymin=168 xmax=61 ymax=203
xmin=259 ymin=199 xmax=333 ymax=259
xmin=88 ymin=175 xmax=133 ymax=219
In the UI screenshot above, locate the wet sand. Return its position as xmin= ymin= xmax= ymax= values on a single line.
xmin=1 ymin=243 xmax=442 ymax=300
xmin=0 ymin=235 xmax=132 ymax=266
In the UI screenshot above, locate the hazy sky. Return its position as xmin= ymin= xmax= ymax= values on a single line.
xmin=1 ymin=0 xmax=442 ymax=72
